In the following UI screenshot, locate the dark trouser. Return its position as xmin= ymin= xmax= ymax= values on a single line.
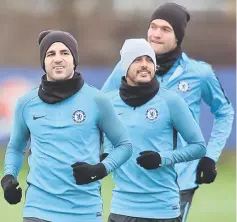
xmin=23 ymin=218 xmax=50 ymax=222
xmin=108 ymin=213 xmax=181 ymax=222
xmin=180 ymin=188 xmax=197 ymax=222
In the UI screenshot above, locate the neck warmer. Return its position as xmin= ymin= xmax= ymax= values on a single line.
xmin=156 ymin=46 xmax=182 ymax=75
xmin=119 ymin=76 xmax=159 ymax=107
xmin=38 ymin=72 xmax=84 ymax=104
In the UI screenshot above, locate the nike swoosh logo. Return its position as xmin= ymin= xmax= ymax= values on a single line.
xmin=33 ymin=115 xmax=46 ymax=120
xmin=91 ymin=176 xmax=97 ymax=180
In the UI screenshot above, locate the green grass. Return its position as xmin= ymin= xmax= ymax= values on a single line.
xmin=0 ymin=148 xmax=236 ymax=222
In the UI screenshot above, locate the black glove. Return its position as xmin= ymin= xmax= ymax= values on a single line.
xmin=100 ymin=153 xmax=108 ymax=162
xmin=72 ymin=162 xmax=107 ymax=185
xmin=136 ymin=151 xmax=161 ymax=170
xmin=1 ymin=174 xmax=22 ymax=204
xmin=196 ymin=157 xmax=217 ymax=184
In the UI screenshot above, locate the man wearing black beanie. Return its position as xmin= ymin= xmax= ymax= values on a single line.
xmin=102 ymin=3 xmax=234 ymax=222
xmin=1 ymin=30 xmax=133 ymax=222
xmin=147 ymin=3 xmax=189 ymax=75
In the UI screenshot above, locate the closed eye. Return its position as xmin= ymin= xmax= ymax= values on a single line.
xmin=61 ymin=50 xmax=71 ymax=55
xmin=134 ymin=57 xmax=142 ymax=62
xmin=46 ymin=52 xmax=55 ymax=57
xmin=161 ymin=27 xmax=172 ymax=32
xmin=63 ymin=51 xmax=70 ymax=55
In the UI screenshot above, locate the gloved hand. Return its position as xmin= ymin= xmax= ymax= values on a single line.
xmin=136 ymin=151 xmax=161 ymax=170
xmin=72 ymin=162 xmax=107 ymax=185
xmin=1 ymin=174 xmax=22 ymax=204
xmin=100 ymin=153 xmax=108 ymax=162
xmin=196 ymin=157 xmax=217 ymax=184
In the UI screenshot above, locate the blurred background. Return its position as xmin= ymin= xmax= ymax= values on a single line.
xmin=0 ymin=0 xmax=236 ymax=221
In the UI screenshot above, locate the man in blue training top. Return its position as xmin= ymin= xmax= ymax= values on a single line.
xmin=1 ymin=30 xmax=132 ymax=222
xmin=101 ymin=3 xmax=234 ymax=221
xmin=103 ymin=38 xmax=206 ymax=222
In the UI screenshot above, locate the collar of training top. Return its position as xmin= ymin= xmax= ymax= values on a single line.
xmin=119 ymin=76 xmax=160 ymax=108
xmin=38 ymin=72 xmax=84 ymax=104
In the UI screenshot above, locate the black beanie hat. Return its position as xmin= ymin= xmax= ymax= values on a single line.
xmin=149 ymin=3 xmax=190 ymax=45
xmin=38 ymin=30 xmax=79 ymax=71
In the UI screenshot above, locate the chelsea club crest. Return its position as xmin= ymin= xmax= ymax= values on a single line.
xmin=146 ymin=108 xmax=158 ymax=121
xmin=178 ymin=81 xmax=190 ymax=92
xmin=72 ymin=110 xmax=86 ymax=123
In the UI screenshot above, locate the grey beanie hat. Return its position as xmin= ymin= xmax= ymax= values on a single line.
xmin=120 ymin=38 xmax=156 ymax=75
xmin=38 ymin=30 xmax=79 ymax=71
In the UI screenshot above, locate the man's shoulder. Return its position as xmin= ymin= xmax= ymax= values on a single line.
xmin=80 ymin=82 xmax=99 ymax=94
xmin=18 ymin=87 xmax=39 ymax=107
xmin=79 ymin=83 xmax=105 ymax=102
xmin=106 ymin=89 xmax=120 ymax=101
xmin=158 ymin=87 xmax=184 ymax=106
xmin=93 ymin=89 xmax=120 ymax=107
xmin=181 ymin=53 xmax=214 ymax=78
xmin=159 ymin=87 xmax=180 ymax=97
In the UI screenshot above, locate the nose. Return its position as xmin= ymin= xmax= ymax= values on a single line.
xmin=54 ymin=54 xmax=63 ymax=63
xmin=153 ymin=28 xmax=162 ymax=38
xmin=141 ymin=59 xmax=148 ymax=68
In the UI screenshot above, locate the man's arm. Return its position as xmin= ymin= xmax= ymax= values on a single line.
xmin=72 ymin=92 xmax=132 ymax=185
xmin=99 ymin=133 xmax=114 ymax=162
xmin=4 ymin=98 xmax=30 ymax=178
xmin=101 ymin=61 xmax=123 ymax=93
xmin=95 ymin=93 xmax=132 ymax=174
xmin=201 ymin=64 xmax=234 ymax=162
xmin=159 ymin=93 xmax=206 ymax=166
xmin=136 ymin=93 xmax=206 ymax=170
xmin=1 ymin=97 xmax=30 ymax=204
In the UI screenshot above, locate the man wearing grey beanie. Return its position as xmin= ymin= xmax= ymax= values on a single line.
xmin=102 ymin=3 xmax=234 ymax=221
xmin=103 ymin=38 xmax=206 ymax=222
xmin=1 ymin=30 xmax=133 ymax=222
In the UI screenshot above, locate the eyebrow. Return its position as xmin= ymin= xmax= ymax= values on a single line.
xmin=150 ymin=22 xmax=173 ymax=30
xmin=60 ymin=49 xmax=71 ymax=53
xmin=163 ymin=26 xmax=173 ymax=30
xmin=46 ymin=50 xmax=55 ymax=55
xmin=135 ymin=55 xmax=151 ymax=60
xmin=46 ymin=49 xmax=71 ymax=54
